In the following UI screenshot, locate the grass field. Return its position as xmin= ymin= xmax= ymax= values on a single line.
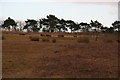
xmin=2 ymin=31 xmax=119 ymax=78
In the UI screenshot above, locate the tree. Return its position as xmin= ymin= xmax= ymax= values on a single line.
xmin=79 ymin=22 xmax=90 ymax=32
xmin=100 ymin=26 xmax=108 ymax=32
xmin=66 ymin=20 xmax=77 ymax=33
xmin=90 ymin=20 xmax=103 ymax=41
xmin=41 ymin=15 xmax=59 ymax=32
xmin=40 ymin=18 xmax=49 ymax=32
xmin=112 ymin=21 xmax=120 ymax=32
xmin=73 ymin=23 xmax=81 ymax=32
xmin=57 ymin=19 xmax=68 ymax=32
xmin=16 ymin=21 xmax=25 ymax=31
xmin=106 ymin=27 xmax=114 ymax=33
xmin=38 ymin=19 xmax=43 ymax=32
xmin=2 ymin=17 xmax=17 ymax=31
xmin=0 ymin=21 xmax=3 ymax=30
xmin=47 ymin=15 xmax=59 ymax=32
xmin=90 ymin=20 xmax=103 ymax=32
xmin=23 ymin=19 xmax=40 ymax=32
xmin=100 ymin=26 xmax=114 ymax=33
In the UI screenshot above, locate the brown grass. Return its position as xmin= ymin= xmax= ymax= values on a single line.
xmin=2 ymin=31 xmax=118 ymax=78
xmin=77 ymin=37 xmax=90 ymax=43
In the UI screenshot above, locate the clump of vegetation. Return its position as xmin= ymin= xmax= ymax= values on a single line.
xmin=117 ymin=40 xmax=120 ymax=43
xmin=77 ymin=38 xmax=90 ymax=43
xmin=1 ymin=36 xmax=5 ymax=40
xmin=2 ymin=36 xmax=5 ymax=40
xmin=73 ymin=35 xmax=77 ymax=37
xmin=52 ymin=39 xmax=56 ymax=43
xmin=40 ymin=34 xmax=45 ymax=37
xmin=41 ymin=38 xmax=50 ymax=42
xmin=46 ymin=34 xmax=51 ymax=37
xmin=58 ymin=35 xmax=64 ymax=37
xmin=19 ymin=33 xmax=26 ymax=35
xmin=29 ymin=36 xmax=39 ymax=41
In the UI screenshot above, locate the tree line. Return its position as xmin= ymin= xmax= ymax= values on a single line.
xmin=0 ymin=14 xmax=120 ymax=33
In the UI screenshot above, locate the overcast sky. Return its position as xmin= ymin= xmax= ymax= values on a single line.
xmin=0 ymin=0 xmax=119 ymax=27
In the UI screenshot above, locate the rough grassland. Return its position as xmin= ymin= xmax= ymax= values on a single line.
xmin=2 ymin=31 xmax=119 ymax=78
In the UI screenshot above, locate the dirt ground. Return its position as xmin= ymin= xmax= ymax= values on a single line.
xmin=2 ymin=31 xmax=119 ymax=78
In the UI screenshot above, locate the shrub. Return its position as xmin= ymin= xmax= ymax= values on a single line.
xmin=77 ymin=38 xmax=90 ymax=43
xmin=117 ymin=40 xmax=120 ymax=43
xmin=46 ymin=34 xmax=51 ymax=37
xmin=52 ymin=39 xmax=56 ymax=43
xmin=2 ymin=36 xmax=5 ymax=40
xmin=40 ymin=34 xmax=45 ymax=37
xmin=73 ymin=35 xmax=77 ymax=37
xmin=29 ymin=36 xmax=39 ymax=41
xmin=58 ymin=35 xmax=64 ymax=37
xmin=54 ymin=50 xmax=59 ymax=53
xmin=19 ymin=33 xmax=26 ymax=35
xmin=42 ymin=38 xmax=50 ymax=42
xmin=1 ymin=36 xmax=5 ymax=40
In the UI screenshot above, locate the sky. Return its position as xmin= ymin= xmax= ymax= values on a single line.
xmin=0 ymin=0 xmax=119 ymax=27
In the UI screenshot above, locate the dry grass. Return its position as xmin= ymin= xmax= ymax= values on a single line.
xmin=2 ymin=31 xmax=118 ymax=78
xmin=77 ymin=37 xmax=90 ymax=43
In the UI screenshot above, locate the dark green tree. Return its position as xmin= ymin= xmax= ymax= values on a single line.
xmin=57 ymin=19 xmax=68 ymax=32
xmin=66 ymin=20 xmax=77 ymax=33
xmin=40 ymin=18 xmax=50 ymax=32
xmin=40 ymin=15 xmax=59 ymax=32
xmin=23 ymin=19 xmax=40 ymax=32
xmin=39 ymin=19 xmax=43 ymax=32
xmin=112 ymin=21 xmax=120 ymax=32
xmin=79 ymin=22 xmax=90 ymax=32
xmin=47 ymin=15 xmax=59 ymax=32
xmin=100 ymin=26 xmax=108 ymax=32
xmin=106 ymin=27 xmax=114 ymax=33
xmin=2 ymin=17 xmax=17 ymax=31
xmin=90 ymin=20 xmax=103 ymax=32
xmin=72 ymin=23 xmax=80 ymax=32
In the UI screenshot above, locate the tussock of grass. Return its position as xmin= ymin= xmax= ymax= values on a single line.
xmin=52 ymin=39 xmax=56 ymax=43
xmin=1 ymin=36 xmax=5 ymax=40
xmin=117 ymin=40 xmax=120 ymax=43
xmin=19 ymin=33 xmax=26 ymax=35
xmin=40 ymin=34 xmax=45 ymax=37
xmin=46 ymin=34 xmax=51 ymax=37
xmin=73 ymin=35 xmax=77 ymax=37
xmin=41 ymin=38 xmax=50 ymax=42
xmin=29 ymin=36 xmax=39 ymax=41
xmin=58 ymin=35 xmax=64 ymax=37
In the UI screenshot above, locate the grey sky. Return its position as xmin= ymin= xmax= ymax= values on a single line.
xmin=0 ymin=0 xmax=119 ymax=27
